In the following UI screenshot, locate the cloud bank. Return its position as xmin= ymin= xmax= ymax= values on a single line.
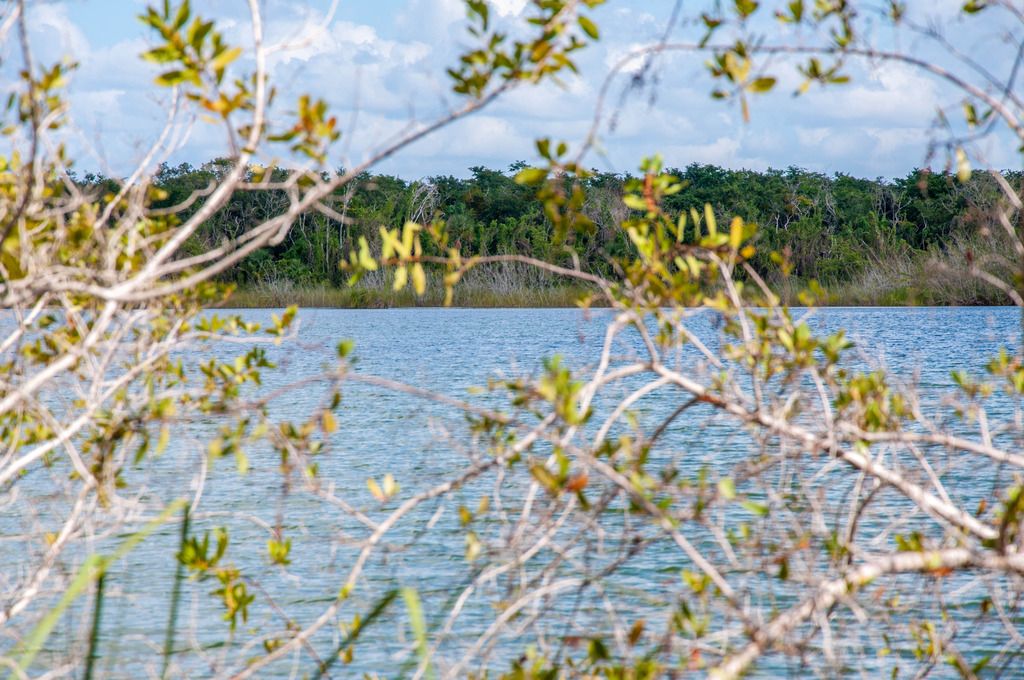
xmin=4 ymin=0 xmax=1014 ymax=179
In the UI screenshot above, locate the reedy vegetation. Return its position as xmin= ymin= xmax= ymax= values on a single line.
xmin=1 ymin=1 xmax=1024 ymax=679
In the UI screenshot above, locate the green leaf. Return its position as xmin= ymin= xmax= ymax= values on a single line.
xmin=623 ymin=194 xmax=648 ymax=211
xmin=788 ymin=0 xmax=804 ymax=22
xmin=530 ymin=464 xmax=561 ymax=494
xmin=154 ymin=70 xmax=186 ymax=86
xmin=578 ymin=15 xmax=600 ymax=40
xmin=748 ymin=76 xmax=776 ymax=93
xmin=514 ymin=167 xmax=548 ymax=185
xmin=142 ymin=46 xmax=180 ymax=64
xmin=172 ymin=0 xmax=191 ymax=29
xmin=740 ymin=499 xmax=769 ymax=516
xmin=187 ymin=18 xmax=214 ymax=48
xmin=466 ymin=0 xmax=489 ymax=30
xmin=210 ymin=46 xmax=242 ymax=72
xmin=734 ymin=0 xmax=759 ymax=18
xmin=536 ymin=138 xmax=551 ymax=159
xmin=963 ymin=101 xmax=978 ymax=127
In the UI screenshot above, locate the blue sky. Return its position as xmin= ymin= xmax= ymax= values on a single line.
xmin=11 ymin=0 xmax=1019 ymax=179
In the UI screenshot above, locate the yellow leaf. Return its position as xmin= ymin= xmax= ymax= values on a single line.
xmin=368 ymin=474 xmax=397 ymax=501
xmin=382 ymin=473 xmax=398 ymax=497
xmin=380 ymin=227 xmax=401 ymax=259
xmin=155 ymin=425 xmax=171 ymax=455
xmin=393 ymin=266 xmax=408 ymax=291
xmin=465 ymin=532 xmax=482 ymax=562
xmin=718 ymin=478 xmax=736 ymax=500
xmin=411 ymin=263 xmax=426 ymax=296
xmin=729 ymin=216 xmax=743 ymax=251
xmin=623 ymin=194 xmax=648 ymax=211
xmin=955 ymin=147 xmax=971 ymax=183
xmin=703 ymin=204 xmax=717 ymax=235
xmin=402 ymin=221 xmax=419 ymax=253
xmin=367 ymin=477 xmax=385 ymax=501
xmin=357 ymin=237 xmax=377 ymax=270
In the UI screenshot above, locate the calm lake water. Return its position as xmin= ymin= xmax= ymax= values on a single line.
xmin=9 ymin=306 xmax=1024 ymax=677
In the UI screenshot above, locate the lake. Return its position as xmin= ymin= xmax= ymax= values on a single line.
xmin=7 ymin=306 xmax=1024 ymax=677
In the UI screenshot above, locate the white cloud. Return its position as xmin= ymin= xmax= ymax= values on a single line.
xmin=498 ymin=79 xmax=592 ymax=121
xmin=427 ymin=115 xmax=530 ymax=156
xmin=823 ymin=64 xmax=940 ymax=124
xmin=651 ymin=136 xmax=768 ymax=171
xmin=865 ymin=127 xmax=929 ymax=157
xmin=490 ymin=0 xmax=530 ymax=18
xmin=27 ymin=3 xmax=90 ymax=61
xmin=604 ymin=42 xmax=654 ymax=76
xmin=396 ymin=0 xmax=464 ymax=40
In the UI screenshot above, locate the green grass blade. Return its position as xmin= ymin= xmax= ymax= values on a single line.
xmin=402 ymin=587 xmax=434 ymax=680
xmin=311 ymin=589 xmax=398 ymax=680
xmin=82 ymin=572 xmax=106 ymax=680
xmin=9 ymin=499 xmax=186 ymax=678
xmin=161 ymin=504 xmax=190 ymax=679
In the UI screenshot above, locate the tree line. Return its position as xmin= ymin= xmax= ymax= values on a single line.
xmin=77 ymin=159 xmax=1017 ymax=292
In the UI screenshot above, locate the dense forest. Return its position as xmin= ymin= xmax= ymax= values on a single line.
xmin=81 ymin=160 xmax=1021 ymax=305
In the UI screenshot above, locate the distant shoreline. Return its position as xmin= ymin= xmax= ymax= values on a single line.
xmin=226 ymin=283 xmax=599 ymax=309
xmin=224 ymin=281 xmax=1016 ymax=309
